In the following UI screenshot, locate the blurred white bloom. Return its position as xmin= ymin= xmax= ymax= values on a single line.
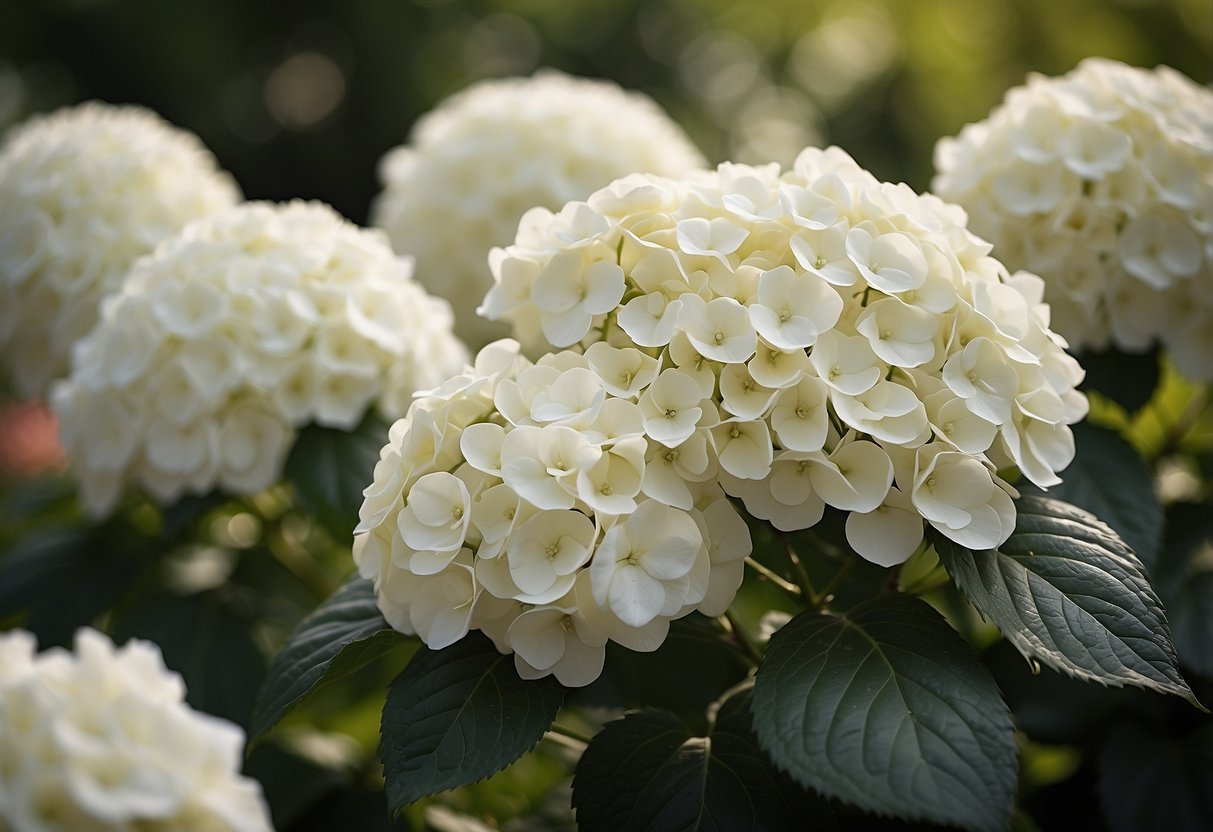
xmin=356 ymin=340 xmax=748 ymax=687
xmin=934 ymin=58 xmax=1213 ymax=379
xmin=0 ymin=102 xmax=239 ymax=399
xmin=485 ymin=147 xmax=1086 ymax=563
xmin=0 ymin=628 xmax=271 ymax=832
xmin=52 ymin=201 xmax=467 ymax=517
xmin=372 ymin=69 xmax=706 ymax=350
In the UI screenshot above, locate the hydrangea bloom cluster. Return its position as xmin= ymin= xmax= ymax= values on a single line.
xmin=482 ymin=147 xmax=1088 ymax=566
xmin=0 ymin=102 xmax=239 ymax=399
xmin=933 ymin=58 xmax=1213 ymax=379
xmin=0 ymin=628 xmax=271 ymax=832
xmin=371 ymin=70 xmax=707 ymax=349
xmin=355 ymin=339 xmax=753 ymax=687
xmin=52 ymin=201 xmax=468 ymax=517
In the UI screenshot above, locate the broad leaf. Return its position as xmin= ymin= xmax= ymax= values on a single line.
xmin=114 ymin=591 xmax=267 ymax=727
xmin=0 ymin=527 xmax=142 ymax=647
xmin=1076 ymin=344 xmax=1159 ymax=413
xmin=1155 ymin=502 xmax=1213 ymax=677
xmin=1167 ymin=571 xmax=1213 ymax=678
xmin=380 ymin=631 xmax=565 ymax=814
xmin=285 ymin=410 xmax=389 ymax=542
xmin=752 ymin=596 xmax=1017 ymax=832
xmin=982 ymin=639 xmax=1150 ymax=746
xmin=570 ymin=614 xmax=752 ymax=729
xmin=1099 ymin=722 xmax=1213 ymax=832
xmin=573 ymin=686 xmax=833 ymax=832
xmin=935 ymin=494 xmax=1198 ymax=705
xmin=251 ymin=576 xmax=404 ymax=740
xmin=1025 ymin=423 xmax=1162 ymax=570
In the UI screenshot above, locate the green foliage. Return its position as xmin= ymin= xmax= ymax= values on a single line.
xmin=751 ymin=595 xmax=1017 ymax=832
xmin=0 ymin=526 xmax=143 ymax=647
xmin=573 ymin=685 xmax=833 ymax=832
xmin=113 ymin=590 xmax=267 ymax=727
xmin=936 ymin=494 xmax=1198 ymax=705
xmin=570 ymin=614 xmax=752 ymax=730
xmin=251 ymin=575 xmax=405 ymax=741
xmin=285 ymin=411 xmax=389 ymax=544
xmin=1099 ymin=722 xmax=1213 ymax=832
xmin=1155 ymin=502 xmax=1213 ymax=678
xmin=380 ymin=631 xmax=565 ymax=815
xmin=1076 ymin=345 xmax=1160 ymax=414
xmin=1027 ymin=422 xmax=1163 ymax=570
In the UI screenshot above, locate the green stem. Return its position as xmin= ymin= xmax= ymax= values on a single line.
xmin=902 ymin=574 xmax=953 ymax=596
xmin=720 ymin=610 xmax=764 ymax=666
xmin=812 ymin=557 xmax=856 ymax=606
xmin=1151 ymin=385 xmax=1209 ymax=462
xmin=548 ymin=723 xmax=592 ymax=748
xmin=744 ymin=556 xmax=802 ymax=598
xmin=783 ymin=539 xmax=818 ymax=600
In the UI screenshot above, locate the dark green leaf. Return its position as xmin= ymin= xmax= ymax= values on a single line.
xmin=1024 ymin=423 xmax=1162 ymax=570
xmin=935 ymin=494 xmax=1198 ymax=705
xmin=1098 ymin=722 xmax=1213 ymax=832
xmin=244 ymin=740 xmax=354 ymax=830
xmin=285 ymin=410 xmax=389 ymax=542
xmin=752 ymin=596 xmax=1017 ymax=832
xmin=114 ymin=590 xmax=267 ymax=726
xmin=573 ymin=686 xmax=833 ymax=832
xmin=0 ymin=527 xmax=142 ymax=647
xmin=1168 ymin=572 xmax=1213 ymax=678
xmin=251 ymin=576 xmax=404 ymax=741
xmin=380 ymin=631 xmax=564 ymax=814
xmin=982 ymin=639 xmax=1150 ymax=746
xmin=284 ymin=787 xmax=412 ymax=831
xmin=1075 ymin=344 xmax=1159 ymax=413
xmin=1157 ymin=502 xmax=1213 ymax=591
xmin=570 ymin=614 xmax=751 ymax=731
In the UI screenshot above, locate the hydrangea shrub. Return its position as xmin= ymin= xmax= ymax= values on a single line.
xmin=483 ymin=147 xmax=1088 ymax=559
xmin=0 ymin=102 xmax=239 ymax=399
xmin=934 ymin=58 xmax=1213 ymax=379
xmin=371 ymin=70 xmax=706 ymax=349
xmin=51 ymin=201 xmax=468 ymax=517
xmin=0 ymin=629 xmax=271 ymax=832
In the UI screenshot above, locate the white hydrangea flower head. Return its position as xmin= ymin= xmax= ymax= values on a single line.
xmin=371 ymin=69 xmax=707 ymax=350
xmin=482 ymin=147 xmax=1087 ymax=568
xmin=0 ymin=102 xmax=240 ymax=399
xmin=355 ymin=339 xmax=752 ymax=687
xmin=52 ymin=200 xmax=468 ymax=518
xmin=933 ymin=58 xmax=1213 ymax=380
xmin=0 ymin=628 xmax=271 ymax=832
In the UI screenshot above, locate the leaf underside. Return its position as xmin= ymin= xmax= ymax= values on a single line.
xmin=935 ymin=494 xmax=1197 ymax=706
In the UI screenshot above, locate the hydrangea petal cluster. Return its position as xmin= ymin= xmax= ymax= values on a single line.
xmin=52 ymin=201 xmax=468 ymax=517
xmin=355 ymin=339 xmax=752 ymax=687
xmin=371 ymin=69 xmax=707 ymax=349
xmin=933 ymin=58 xmax=1213 ymax=379
xmin=0 ymin=102 xmax=240 ymax=399
xmin=0 ymin=628 xmax=271 ymax=832
xmin=482 ymin=147 xmax=1087 ymax=565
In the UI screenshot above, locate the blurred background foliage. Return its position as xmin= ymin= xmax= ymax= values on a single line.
xmin=1 ymin=1 xmax=1211 ymax=830
xmin=1 ymin=0 xmax=1208 ymax=228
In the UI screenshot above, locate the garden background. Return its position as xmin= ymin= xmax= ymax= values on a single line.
xmin=1 ymin=1 xmax=1211 ymax=830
